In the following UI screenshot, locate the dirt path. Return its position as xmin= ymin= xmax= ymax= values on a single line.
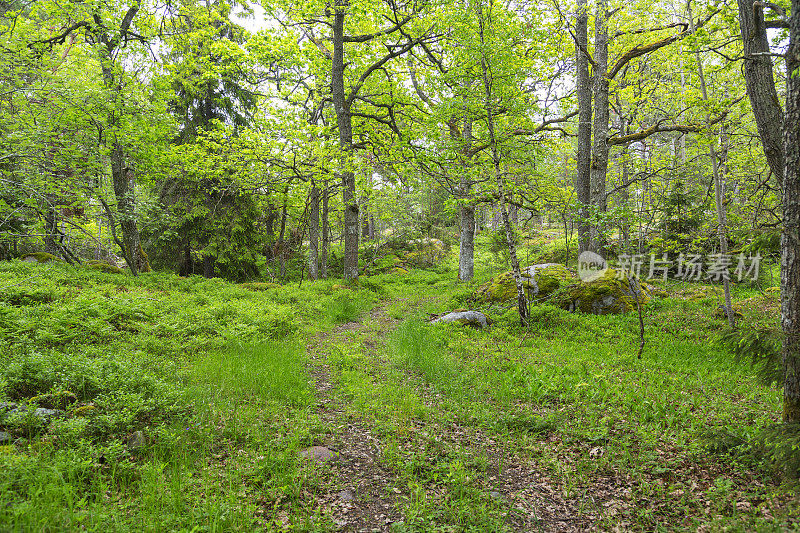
xmin=303 ymin=305 xmax=596 ymax=532
xmin=303 ymin=310 xmax=406 ymax=532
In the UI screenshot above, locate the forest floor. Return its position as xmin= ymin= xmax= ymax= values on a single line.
xmin=300 ymin=305 xmax=592 ymax=532
xmin=1 ymin=239 xmax=799 ymax=531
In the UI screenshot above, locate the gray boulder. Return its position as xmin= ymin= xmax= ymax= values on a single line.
xmin=33 ymin=408 xmax=64 ymax=420
xmin=431 ymin=311 xmax=492 ymax=329
xmin=552 ymin=268 xmax=650 ymax=315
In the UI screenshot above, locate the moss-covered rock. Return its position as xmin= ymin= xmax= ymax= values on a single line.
xmin=30 ymin=390 xmax=77 ymax=410
xmin=553 ymin=268 xmax=650 ymax=315
xmin=21 ymin=252 xmax=62 ymax=264
xmin=476 ymin=263 xmax=575 ymax=304
xmin=84 ymin=260 xmax=125 ymax=274
xmin=72 ymin=404 xmax=98 ymax=418
xmin=369 ymin=252 xmax=409 ymax=274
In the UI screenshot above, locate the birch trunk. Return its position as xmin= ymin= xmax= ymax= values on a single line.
xmin=477 ymin=1 xmax=528 ymax=324
xmin=691 ymin=7 xmax=735 ymax=328
xmin=320 ymin=180 xmax=330 ymax=278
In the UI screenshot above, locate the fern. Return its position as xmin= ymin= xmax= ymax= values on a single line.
xmin=718 ymin=327 xmax=784 ymax=388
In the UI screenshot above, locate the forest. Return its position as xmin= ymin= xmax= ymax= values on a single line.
xmin=1 ymin=0 xmax=800 ymax=530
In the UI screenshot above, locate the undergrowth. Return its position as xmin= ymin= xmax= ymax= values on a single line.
xmin=0 ymin=244 xmax=796 ymax=531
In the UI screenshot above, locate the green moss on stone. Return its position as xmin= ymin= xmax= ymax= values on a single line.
xmin=30 ymin=390 xmax=77 ymax=410
xmin=72 ymin=404 xmax=98 ymax=417
xmin=553 ymin=268 xmax=650 ymax=315
xmin=476 ymin=264 xmax=575 ymax=304
xmin=21 ymin=252 xmax=62 ymax=263
xmin=85 ymin=260 xmax=125 ymax=274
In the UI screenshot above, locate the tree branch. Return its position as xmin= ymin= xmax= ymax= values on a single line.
xmin=343 ymin=15 xmax=414 ymax=42
xmin=608 ymin=10 xmax=717 ymax=80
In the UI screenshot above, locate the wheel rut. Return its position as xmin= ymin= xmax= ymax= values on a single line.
xmin=304 ymin=311 xmax=406 ymax=532
xmin=304 ymin=304 xmax=595 ymax=532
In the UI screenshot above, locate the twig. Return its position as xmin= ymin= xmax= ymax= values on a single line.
xmin=628 ymin=277 xmax=645 ymax=359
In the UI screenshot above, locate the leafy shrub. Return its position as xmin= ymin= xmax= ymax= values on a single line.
xmin=488 ymin=227 xmax=518 ymax=259
xmin=530 ymin=238 xmax=573 ymax=265
xmin=0 ymin=286 xmax=56 ymax=306
xmin=405 ymin=238 xmax=448 ymax=269
xmin=1 ymin=351 xmax=186 ymax=439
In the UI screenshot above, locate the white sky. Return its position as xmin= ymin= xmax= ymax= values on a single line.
xmin=236 ymin=1 xmax=267 ymax=33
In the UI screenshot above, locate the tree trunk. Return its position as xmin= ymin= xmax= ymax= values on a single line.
xmin=279 ymin=189 xmax=288 ymax=279
xmin=97 ymin=8 xmax=148 ymax=276
xmin=691 ymin=5 xmax=735 ymax=328
xmin=203 ymin=254 xmax=215 ymax=278
xmin=361 ymin=202 xmax=370 ymax=240
xmin=264 ymin=202 xmax=276 ymax=261
xmin=589 ymin=0 xmax=609 ymax=254
xmin=575 ymin=0 xmax=592 ymax=255
xmin=320 ymin=181 xmax=330 ymax=278
xmin=477 ymin=1 xmax=527 ymax=324
xmin=620 ymin=153 xmax=631 ymax=252
xmin=459 ymin=201 xmax=475 ymax=281
xmin=44 ymin=200 xmax=58 ymax=256
xmin=737 ymin=0 xmax=785 ymax=186
xmin=308 ymin=181 xmax=320 ymax=280
xmin=332 ymin=1 xmax=359 ymax=280
xmin=181 ymin=241 xmax=193 ymax=276
xmin=617 ymin=115 xmax=631 ymax=252
xmin=781 ymin=0 xmax=800 ymax=423
xmin=457 ymin=111 xmax=475 ymax=281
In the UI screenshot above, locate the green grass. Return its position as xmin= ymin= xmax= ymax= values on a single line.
xmin=0 ymin=244 xmax=797 ymax=531
xmin=192 ymin=341 xmax=313 ymax=407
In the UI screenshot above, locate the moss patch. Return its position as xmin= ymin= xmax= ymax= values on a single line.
xmin=84 ymin=260 xmax=125 ymax=274
xmin=21 ymin=253 xmax=62 ymax=264
xmin=476 ymin=264 xmax=575 ymax=304
xmin=553 ymin=268 xmax=650 ymax=315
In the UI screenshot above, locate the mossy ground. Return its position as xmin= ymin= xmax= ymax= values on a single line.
xmin=0 ymin=232 xmax=797 ymax=531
